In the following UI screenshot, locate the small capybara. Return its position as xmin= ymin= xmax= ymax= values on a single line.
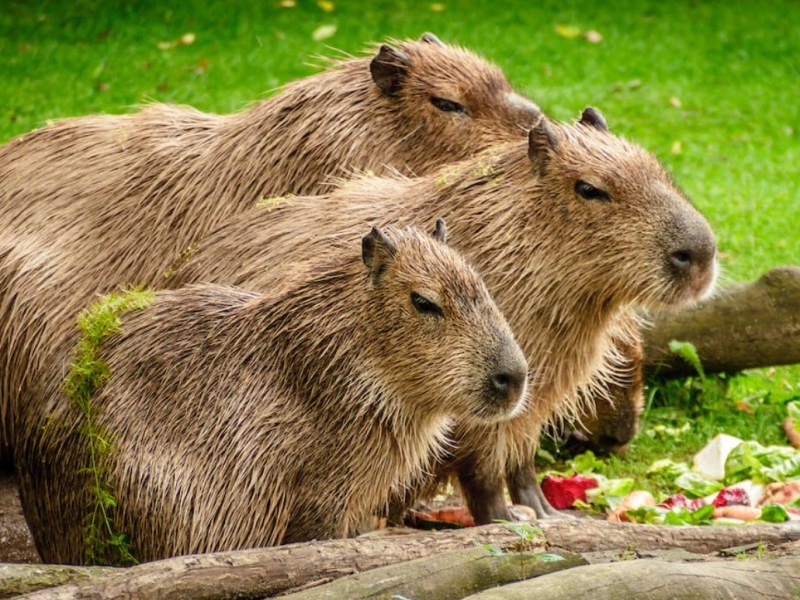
xmin=18 ymin=222 xmax=528 ymax=563
xmin=0 ymin=34 xmax=540 ymax=461
xmin=168 ymin=109 xmax=717 ymax=524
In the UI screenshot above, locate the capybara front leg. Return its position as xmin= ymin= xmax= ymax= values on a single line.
xmin=456 ymin=463 xmax=510 ymax=525
xmin=507 ymin=462 xmax=567 ymax=519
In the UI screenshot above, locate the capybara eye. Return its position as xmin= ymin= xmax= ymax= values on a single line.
xmin=411 ymin=292 xmax=444 ymax=317
xmin=575 ymin=180 xmax=610 ymax=201
xmin=430 ymin=97 xmax=468 ymax=115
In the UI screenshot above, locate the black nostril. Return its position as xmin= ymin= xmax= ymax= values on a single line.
xmin=492 ymin=373 xmax=511 ymax=392
xmin=670 ymin=249 xmax=692 ymax=271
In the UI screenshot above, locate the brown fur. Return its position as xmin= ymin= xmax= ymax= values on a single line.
xmin=562 ymin=336 xmax=645 ymax=454
xmin=0 ymin=36 xmax=539 ymax=460
xmin=18 ymin=224 xmax=527 ymax=562
xmin=168 ymin=113 xmax=717 ymax=524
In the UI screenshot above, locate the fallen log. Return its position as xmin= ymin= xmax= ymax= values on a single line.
xmin=538 ymin=519 xmax=800 ymax=554
xmin=0 ymin=563 xmax=113 ymax=599
xmin=282 ymin=547 xmax=586 ymax=600
xmin=644 ymin=266 xmax=800 ymax=377
xmin=15 ymin=521 xmax=800 ymax=599
xmin=464 ymin=555 xmax=800 ymax=600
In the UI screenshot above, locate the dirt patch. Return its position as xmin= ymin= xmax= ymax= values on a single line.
xmin=0 ymin=471 xmax=39 ymax=563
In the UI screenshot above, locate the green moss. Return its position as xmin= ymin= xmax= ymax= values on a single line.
xmin=162 ymin=243 xmax=198 ymax=280
xmin=63 ymin=288 xmax=155 ymax=566
xmin=256 ymin=194 xmax=292 ymax=210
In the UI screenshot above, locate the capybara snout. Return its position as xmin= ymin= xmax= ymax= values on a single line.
xmin=484 ymin=338 xmax=528 ymax=420
xmin=664 ymin=209 xmax=717 ymax=303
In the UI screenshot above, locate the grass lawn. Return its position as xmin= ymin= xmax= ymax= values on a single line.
xmin=2 ymin=0 xmax=798 ymax=495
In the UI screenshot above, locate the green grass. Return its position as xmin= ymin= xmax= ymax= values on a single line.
xmin=2 ymin=0 xmax=799 ymax=495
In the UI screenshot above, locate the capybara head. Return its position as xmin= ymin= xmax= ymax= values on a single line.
xmin=362 ymin=220 xmax=528 ymax=424
xmin=368 ymin=33 xmax=540 ymax=161
xmin=524 ymin=108 xmax=717 ymax=309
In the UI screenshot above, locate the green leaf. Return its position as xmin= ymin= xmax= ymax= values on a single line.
xmin=689 ymin=503 xmax=715 ymax=524
xmin=647 ymin=459 xmax=690 ymax=478
xmin=763 ymin=453 xmax=800 ymax=481
xmin=724 ymin=441 xmax=798 ymax=483
xmin=570 ymin=450 xmax=600 ymax=473
xmin=760 ymin=504 xmax=789 ymax=523
xmin=668 ymin=340 xmax=705 ymax=378
xmin=674 ymin=472 xmax=723 ymax=498
xmin=585 ymin=476 xmax=635 ymax=509
xmin=625 ymin=506 xmax=666 ymax=524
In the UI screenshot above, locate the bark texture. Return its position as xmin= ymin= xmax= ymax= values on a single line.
xmin=644 ymin=266 xmax=800 ymax=377
xmin=282 ymin=547 xmax=586 ymax=599
xmin=15 ymin=521 xmax=800 ymax=599
xmin=464 ymin=555 xmax=800 ymax=600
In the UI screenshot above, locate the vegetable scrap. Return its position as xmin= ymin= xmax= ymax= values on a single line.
xmin=541 ymin=432 xmax=800 ymax=526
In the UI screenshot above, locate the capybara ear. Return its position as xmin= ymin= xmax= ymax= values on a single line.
xmin=432 ymin=218 xmax=447 ymax=243
xmin=527 ymin=117 xmax=558 ymax=168
xmin=370 ymin=45 xmax=411 ymax=97
xmin=579 ymin=107 xmax=609 ymax=132
xmin=362 ymin=226 xmax=398 ymax=283
xmin=420 ymin=32 xmax=445 ymax=47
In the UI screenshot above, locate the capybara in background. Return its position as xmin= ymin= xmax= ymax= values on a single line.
xmin=18 ymin=222 xmax=528 ymax=563
xmin=562 ymin=336 xmax=645 ymax=455
xmin=169 ymin=109 xmax=717 ymax=524
xmin=0 ymin=34 xmax=540 ymax=462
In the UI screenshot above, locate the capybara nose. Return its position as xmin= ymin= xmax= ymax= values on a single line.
xmin=491 ymin=371 xmax=522 ymax=395
xmin=597 ymin=434 xmax=631 ymax=455
xmin=669 ymin=249 xmax=693 ymax=274
xmin=669 ymin=241 xmax=715 ymax=277
xmin=488 ymin=348 xmax=528 ymax=410
xmin=667 ymin=213 xmax=717 ymax=298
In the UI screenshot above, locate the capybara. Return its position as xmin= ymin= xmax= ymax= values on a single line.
xmin=18 ymin=222 xmax=528 ymax=563
xmin=0 ymin=34 xmax=540 ymax=461
xmin=562 ymin=335 xmax=645 ymax=455
xmin=168 ymin=109 xmax=717 ymax=524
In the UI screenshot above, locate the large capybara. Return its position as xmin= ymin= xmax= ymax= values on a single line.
xmin=168 ymin=109 xmax=717 ymax=525
xmin=18 ymin=222 xmax=528 ymax=563
xmin=0 ymin=34 xmax=540 ymax=461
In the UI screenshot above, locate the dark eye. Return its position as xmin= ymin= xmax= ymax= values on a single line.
xmin=430 ymin=96 xmax=467 ymax=115
xmin=575 ymin=180 xmax=610 ymax=201
xmin=411 ymin=292 xmax=444 ymax=317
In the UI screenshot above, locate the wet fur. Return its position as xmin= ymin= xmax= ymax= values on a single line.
xmin=170 ymin=117 xmax=716 ymax=523
xmin=17 ymin=225 xmax=526 ymax=562
xmin=0 ymin=37 xmax=538 ymax=460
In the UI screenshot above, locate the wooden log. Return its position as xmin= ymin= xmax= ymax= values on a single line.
xmin=464 ymin=555 xmax=800 ymax=600
xmin=0 ymin=563 xmax=113 ymax=598
xmin=538 ymin=519 xmax=800 ymax=554
xmin=16 ymin=521 xmax=800 ymax=599
xmin=282 ymin=547 xmax=586 ymax=600
xmin=644 ymin=266 xmax=800 ymax=377
xmin=16 ymin=525 xmax=544 ymax=600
